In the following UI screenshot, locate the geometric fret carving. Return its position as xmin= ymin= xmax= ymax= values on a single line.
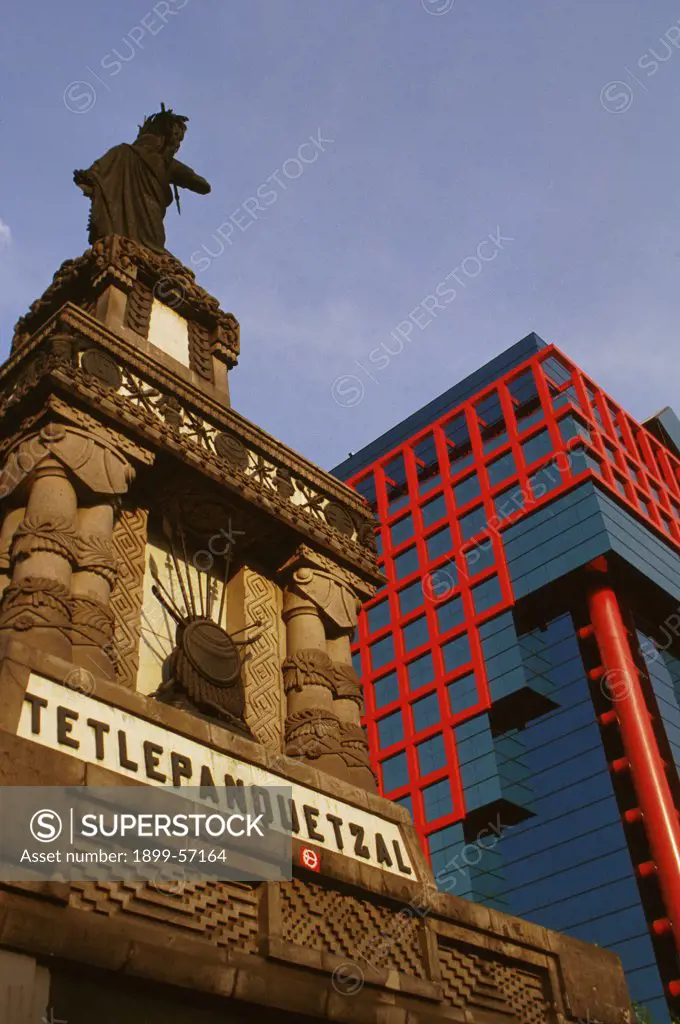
xmin=243 ymin=568 xmax=285 ymax=748
xmin=68 ymin=880 xmax=260 ymax=954
xmin=279 ymin=878 xmax=426 ymax=980
xmin=110 ymin=506 xmax=149 ymax=689
xmin=439 ymin=943 xmax=552 ymax=1024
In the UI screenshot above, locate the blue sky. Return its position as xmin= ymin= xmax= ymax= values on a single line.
xmin=2 ymin=0 xmax=679 ymax=470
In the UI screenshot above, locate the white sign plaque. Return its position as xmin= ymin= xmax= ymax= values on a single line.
xmin=17 ymin=674 xmax=415 ymax=879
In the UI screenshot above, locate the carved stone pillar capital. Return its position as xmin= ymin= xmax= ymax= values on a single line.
xmin=279 ymin=543 xmax=373 ymax=635
xmin=0 ymin=424 xmax=135 ymax=502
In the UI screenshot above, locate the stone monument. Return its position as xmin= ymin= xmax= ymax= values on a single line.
xmin=0 ymin=113 xmax=632 ymax=1023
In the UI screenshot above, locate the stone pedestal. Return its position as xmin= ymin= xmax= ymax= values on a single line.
xmin=0 ymin=238 xmax=634 ymax=1023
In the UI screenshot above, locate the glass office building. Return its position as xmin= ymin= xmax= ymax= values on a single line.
xmin=333 ymin=334 xmax=680 ymax=1021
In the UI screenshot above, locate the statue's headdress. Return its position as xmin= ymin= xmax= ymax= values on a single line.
xmin=137 ymin=105 xmax=189 ymax=141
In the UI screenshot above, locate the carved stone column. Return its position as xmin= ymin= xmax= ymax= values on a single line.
xmin=0 ymin=423 xmax=137 ymax=670
xmin=327 ymin=633 xmax=376 ymax=791
xmin=0 ymin=460 xmax=77 ymax=660
xmin=71 ymin=503 xmax=118 ymax=679
xmin=281 ymin=588 xmax=344 ymax=778
xmin=280 ymin=545 xmax=377 ymax=791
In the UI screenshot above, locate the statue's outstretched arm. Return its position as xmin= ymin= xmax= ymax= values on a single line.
xmin=170 ymin=159 xmax=211 ymax=195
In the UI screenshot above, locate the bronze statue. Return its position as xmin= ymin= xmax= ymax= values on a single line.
xmin=74 ymin=107 xmax=210 ymax=253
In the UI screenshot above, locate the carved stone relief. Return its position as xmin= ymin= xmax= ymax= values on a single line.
xmin=240 ymin=567 xmax=285 ymax=749
xmin=110 ymin=506 xmax=149 ymax=689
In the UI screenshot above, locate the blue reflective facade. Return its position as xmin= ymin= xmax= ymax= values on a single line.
xmin=334 ymin=338 xmax=680 ymax=1021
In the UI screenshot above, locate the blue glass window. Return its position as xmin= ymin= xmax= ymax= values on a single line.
xmin=508 ymin=369 xmax=539 ymax=407
xmin=381 ymin=751 xmax=409 ymax=791
xmin=465 ymin=542 xmax=495 ymax=577
xmin=391 ymin=514 xmax=414 ymax=546
xmin=522 ymin=429 xmax=553 ymax=466
xmin=460 ymin=506 xmax=487 ymax=540
xmin=412 ymin=433 xmax=438 ymax=468
xmin=429 ymin=824 xmax=464 ymax=888
xmin=422 ymin=778 xmax=454 ymax=821
xmin=516 ymin=404 xmax=544 ymax=432
xmin=476 ymin=390 xmax=503 ymax=428
xmin=487 ymin=452 xmax=516 ymax=486
xmin=447 ymin=672 xmax=478 ymax=714
xmin=494 ymin=485 xmax=525 ymax=520
xmin=454 ymin=474 xmax=481 ymax=507
xmin=412 ymin=692 xmax=441 ymax=732
xmin=483 ymin=427 xmax=509 ymax=455
xmin=421 ymin=494 xmax=447 ymax=526
xmin=407 ymin=652 xmax=435 ymax=690
xmin=377 ymin=710 xmax=404 ymax=748
xmin=472 ymin=576 xmax=502 ymax=614
xmin=429 ymin=823 xmax=462 ymax=857
xmin=418 ymin=734 xmax=447 ymax=775
xmin=530 ymin=463 xmax=561 ymax=499
xmin=388 ymin=492 xmax=410 ymax=513
xmin=367 ymin=599 xmax=391 ymax=634
xmin=403 ymin=615 xmax=429 ymax=652
xmin=384 ymin=453 xmax=407 ymax=488
xmin=399 ymin=580 xmax=424 ymax=616
xmin=419 ymin=469 xmax=442 ymax=494
xmin=449 ymin=447 xmax=474 ymax=475
xmin=375 ymin=531 xmax=384 ymax=557
xmin=442 ymin=633 xmax=471 ymax=673
xmin=437 ymin=595 xmax=465 ymax=633
xmin=352 ymin=649 xmax=362 ymax=675
xmin=394 ymin=546 xmax=419 ymax=580
xmin=373 ymin=671 xmax=399 ymax=709
xmin=397 ymin=794 xmax=414 ymax=818
xmin=370 ymin=634 xmax=395 ymax=670
xmin=428 ymin=563 xmax=458 ymax=598
xmin=559 ymin=416 xmax=590 ymax=445
xmin=443 ymin=413 xmax=470 ymax=449
xmin=427 ymin=526 xmax=453 ymax=561
xmin=354 ymin=474 xmax=377 ymax=506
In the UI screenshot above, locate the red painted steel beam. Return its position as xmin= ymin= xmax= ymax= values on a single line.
xmin=587 ymin=575 xmax=680 ymax=961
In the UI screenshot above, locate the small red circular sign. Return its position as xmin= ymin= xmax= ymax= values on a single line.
xmin=301 ymin=847 xmax=321 ymax=872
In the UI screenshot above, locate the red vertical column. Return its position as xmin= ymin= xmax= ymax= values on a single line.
xmin=586 ymin=567 xmax=680 ymax=962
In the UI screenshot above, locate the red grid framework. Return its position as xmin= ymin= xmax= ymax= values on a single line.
xmin=348 ymin=344 xmax=680 ymax=855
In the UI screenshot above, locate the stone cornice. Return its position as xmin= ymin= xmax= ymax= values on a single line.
xmin=0 ymin=306 xmax=383 ymax=586
xmin=11 ymin=236 xmax=240 ymax=368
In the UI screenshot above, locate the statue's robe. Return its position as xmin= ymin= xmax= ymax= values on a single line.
xmin=81 ymin=134 xmax=210 ymax=252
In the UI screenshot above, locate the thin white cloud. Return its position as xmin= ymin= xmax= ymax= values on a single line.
xmin=0 ymin=219 xmax=12 ymax=249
